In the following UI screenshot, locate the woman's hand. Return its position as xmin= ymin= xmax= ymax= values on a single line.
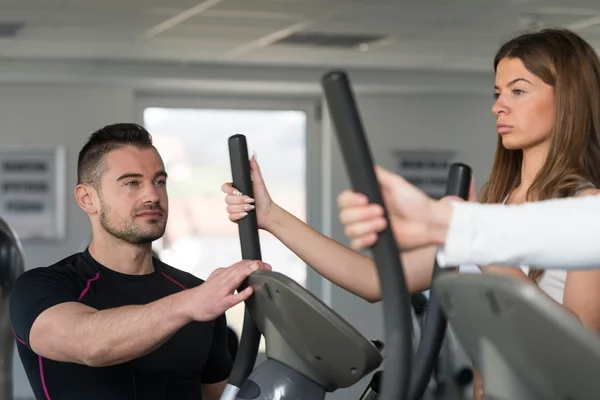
xmin=221 ymin=154 xmax=278 ymax=230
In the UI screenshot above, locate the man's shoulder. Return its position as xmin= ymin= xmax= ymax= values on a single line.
xmin=15 ymin=253 xmax=95 ymax=285
xmin=156 ymin=260 xmax=205 ymax=289
xmin=10 ymin=252 xmax=95 ymax=308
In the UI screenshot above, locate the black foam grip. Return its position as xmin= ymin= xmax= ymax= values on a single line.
xmin=445 ymin=163 xmax=471 ymax=201
xmin=322 ymin=70 xmax=412 ymax=400
xmin=229 ymin=134 xmax=262 ymax=262
xmin=226 ymin=134 xmax=262 ymax=388
xmin=409 ymin=163 xmax=471 ymax=400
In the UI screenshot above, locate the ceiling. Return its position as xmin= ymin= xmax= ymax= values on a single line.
xmin=1 ymin=0 xmax=600 ymax=73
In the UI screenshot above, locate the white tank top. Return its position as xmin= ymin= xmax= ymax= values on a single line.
xmin=515 ymin=183 xmax=595 ymax=304
xmin=459 ymin=182 xmax=595 ymax=305
xmin=520 ymin=266 xmax=566 ymax=303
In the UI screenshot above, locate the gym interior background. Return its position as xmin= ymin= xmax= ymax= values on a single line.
xmin=1 ymin=0 xmax=598 ymax=399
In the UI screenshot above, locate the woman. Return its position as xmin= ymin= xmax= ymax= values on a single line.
xmin=337 ymin=28 xmax=600 ymax=309
xmin=222 ymin=27 xmax=600 ymax=396
xmin=335 ymin=28 xmax=600 ymax=398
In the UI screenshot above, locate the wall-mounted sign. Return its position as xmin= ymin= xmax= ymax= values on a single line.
xmin=0 ymin=146 xmax=66 ymax=240
xmin=392 ymin=150 xmax=456 ymax=199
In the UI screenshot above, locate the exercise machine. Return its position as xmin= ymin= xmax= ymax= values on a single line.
xmin=223 ymin=133 xmax=384 ymax=400
xmin=322 ymin=71 xmax=472 ymax=400
xmin=0 ymin=216 xmax=25 ymax=400
xmin=435 ymin=273 xmax=600 ymax=399
xmin=219 ymin=69 xmax=472 ymax=400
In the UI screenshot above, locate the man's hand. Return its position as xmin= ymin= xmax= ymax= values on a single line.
xmin=337 ymin=165 xmax=474 ymax=251
xmin=186 ymin=259 xmax=271 ymax=322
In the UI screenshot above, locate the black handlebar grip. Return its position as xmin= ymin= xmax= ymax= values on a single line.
xmin=228 ymin=134 xmax=262 ymax=263
xmin=321 ymin=70 xmax=412 ymax=400
xmin=226 ymin=134 xmax=262 ymax=389
xmin=409 ymin=163 xmax=471 ymax=400
xmin=445 ymin=163 xmax=471 ymax=200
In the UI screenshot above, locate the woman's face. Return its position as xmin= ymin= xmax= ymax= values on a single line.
xmin=492 ymin=57 xmax=555 ymax=151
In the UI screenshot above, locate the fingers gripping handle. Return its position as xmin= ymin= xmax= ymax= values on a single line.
xmin=321 ymin=70 xmax=412 ymax=400
xmin=408 ymin=163 xmax=471 ymax=400
xmin=224 ymin=134 xmax=262 ymax=396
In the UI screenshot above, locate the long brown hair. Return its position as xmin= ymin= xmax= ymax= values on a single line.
xmin=480 ymin=28 xmax=600 ymax=281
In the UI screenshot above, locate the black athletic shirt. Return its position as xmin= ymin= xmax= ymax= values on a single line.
xmin=9 ymin=249 xmax=232 ymax=400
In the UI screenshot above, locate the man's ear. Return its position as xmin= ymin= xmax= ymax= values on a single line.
xmin=75 ymin=184 xmax=99 ymax=215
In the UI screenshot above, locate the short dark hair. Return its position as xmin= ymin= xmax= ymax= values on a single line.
xmin=77 ymin=123 xmax=154 ymax=188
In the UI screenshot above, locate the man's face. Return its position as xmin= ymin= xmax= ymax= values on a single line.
xmin=97 ymin=146 xmax=168 ymax=244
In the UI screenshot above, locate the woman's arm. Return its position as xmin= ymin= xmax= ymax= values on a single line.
xmin=222 ymin=157 xmax=437 ymax=302
xmin=473 ymin=372 xmax=484 ymax=400
xmin=265 ymin=205 xmax=380 ymax=302
xmin=560 ymin=188 xmax=600 ymax=333
xmin=563 ymin=269 xmax=600 ymax=333
xmin=264 ymin=205 xmax=437 ymax=302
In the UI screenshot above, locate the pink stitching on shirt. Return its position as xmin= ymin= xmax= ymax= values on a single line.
xmin=11 ymin=325 xmax=26 ymax=346
xmin=161 ymin=272 xmax=188 ymax=290
xmin=78 ymin=273 xmax=100 ymax=301
xmin=32 ymin=272 xmax=101 ymax=399
xmin=161 ymin=272 xmax=216 ymax=325
xmin=13 ymin=328 xmax=52 ymax=398
xmin=38 ymin=356 xmax=52 ymax=399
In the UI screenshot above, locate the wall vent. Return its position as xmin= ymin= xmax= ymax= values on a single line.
xmin=0 ymin=22 xmax=25 ymax=38
xmin=274 ymin=32 xmax=388 ymax=49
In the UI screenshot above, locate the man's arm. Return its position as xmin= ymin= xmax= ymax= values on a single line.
xmin=202 ymin=380 xmax=228 ymax=400
xmin=11 ymin=260 xmax=261 ymax=368
xmin=200 ymin=314 xmax=234 ymax=396
xmin=30 ymin=293 xmax=191 ymax=367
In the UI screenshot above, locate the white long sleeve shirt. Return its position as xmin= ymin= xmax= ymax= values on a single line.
xmin=436 ymin=195 xmax=600 ymax=271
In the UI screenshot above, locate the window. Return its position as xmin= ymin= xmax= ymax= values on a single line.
xmin=143 ymin=106 xmax=308 ymax=348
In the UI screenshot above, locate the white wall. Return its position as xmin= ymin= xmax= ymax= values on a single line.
xmin=0 ymin=80 xmax=497 ymax=399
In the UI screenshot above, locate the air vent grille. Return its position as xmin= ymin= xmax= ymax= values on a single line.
xmin=0 ymin=22 xmax=25 ymax=38
xmin=274 ymin=32 xmax=388 ymax=48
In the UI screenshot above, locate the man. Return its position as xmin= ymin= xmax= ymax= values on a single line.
xmin=10 ymin=123 xmax=268 ymax=400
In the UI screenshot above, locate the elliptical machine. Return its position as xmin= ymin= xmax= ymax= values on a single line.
xmin=0 ymin=216 xmax=25 ymax=400
xmin=219 ymin=70 xmax=472 ymax=400
xmin=435 ymin=272 xmax=600 ymax=399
